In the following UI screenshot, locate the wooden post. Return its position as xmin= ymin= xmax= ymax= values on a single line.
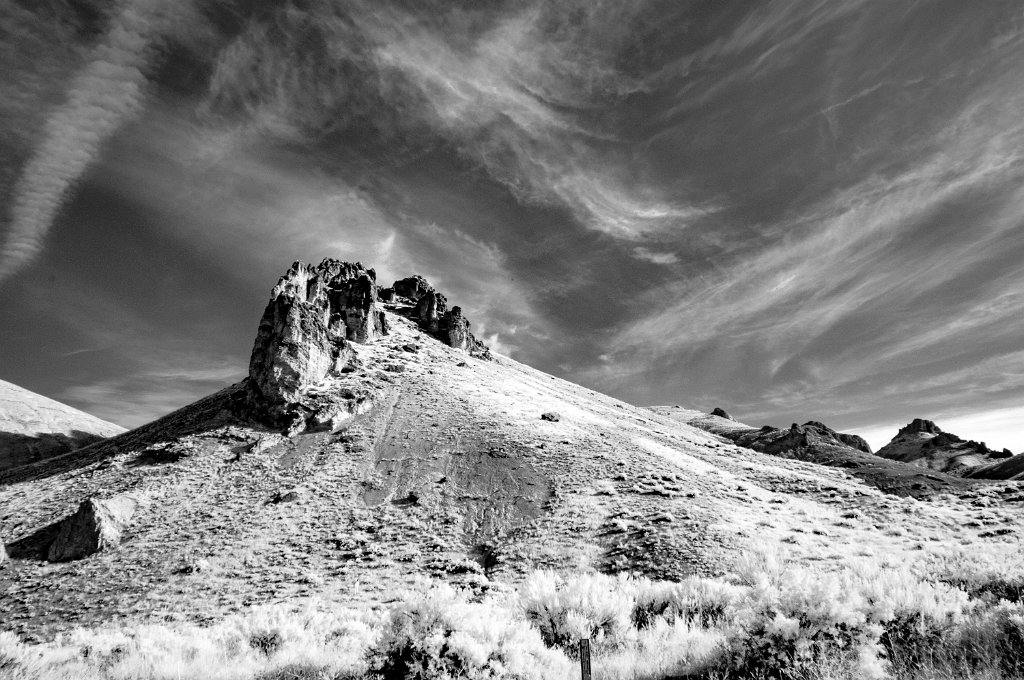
xmin=579 ymin=638 xmax=592 ymax=680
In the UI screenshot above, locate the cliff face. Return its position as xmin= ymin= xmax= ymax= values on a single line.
xmin=248 ymin=260 xmax=384 ymax=408
xmin=248 ymin=260 xmax=489 ymax=431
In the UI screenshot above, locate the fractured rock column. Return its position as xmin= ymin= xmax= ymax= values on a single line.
xmin=414 ymin=291 xmax=447 ymax=333
xmin=248 ymin=259 xmax=386 ymax=407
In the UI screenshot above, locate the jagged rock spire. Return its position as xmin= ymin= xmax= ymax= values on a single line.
xmin=380 ymin=276 xmax=491 ymax=357
xmin=249 ymin=259 xmax=386 ymax=405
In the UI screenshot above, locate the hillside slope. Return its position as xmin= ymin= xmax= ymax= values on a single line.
xmin=2 ymin=262 xmax=1021 ymax=645
xmin=0 ymin=379 xmax=125 ymax=471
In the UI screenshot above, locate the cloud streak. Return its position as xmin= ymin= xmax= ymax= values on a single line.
xmin=0 ymin=0 xmax=187 ymax=283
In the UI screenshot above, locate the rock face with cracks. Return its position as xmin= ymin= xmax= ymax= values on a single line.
xmin=380 ymin=275 xmax=491 ymax=358
xmin=249 ymin=260 xmax=386 ymax=406
xmin=247 ymin=261 xmax=489 ymax=431
xmin=47 ymin=496 xmax=137 ymax=562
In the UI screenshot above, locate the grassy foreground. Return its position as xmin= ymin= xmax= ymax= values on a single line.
xmin=3 ymin=546 xmax=1023 ymax=680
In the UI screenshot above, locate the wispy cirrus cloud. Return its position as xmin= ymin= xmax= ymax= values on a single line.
xmin=199 ymin=0 xmax=708 ymax=241
xmin=0 ymin=0 xmax=194 ymax=283
xmin=587 ymin=61 xmax=1024 ymax=427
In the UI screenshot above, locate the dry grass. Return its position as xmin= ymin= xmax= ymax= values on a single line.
xmin=4 ymin=543 xmax=1023 ymax=680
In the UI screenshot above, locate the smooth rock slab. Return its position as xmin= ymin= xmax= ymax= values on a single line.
xmin=47 ymin=496 xmax=137 ymax=562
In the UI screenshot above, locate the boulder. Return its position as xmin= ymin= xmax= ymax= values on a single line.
xmin=249 ymin=260 xmax=386 ymax=405
xmin=48 ymin=496 xmax=137 ymax=562
xmin=540 ymin=412 xmax=561 ymax=422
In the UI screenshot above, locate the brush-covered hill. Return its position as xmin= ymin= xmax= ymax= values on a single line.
xmin=2 ymin=260 xmax=1022 ymax=647
xmin=0 ymin=379 xmax=125 ymax=472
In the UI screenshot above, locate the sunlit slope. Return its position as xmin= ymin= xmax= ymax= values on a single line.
xmin=0 ymin=378 xmax=125 ymax=471
xmin=2 ymin=313 xmax=1020 ymax=641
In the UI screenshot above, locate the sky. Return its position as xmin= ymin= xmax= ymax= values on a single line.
xmin=1 ymin=0 xmax=1023 ymax=453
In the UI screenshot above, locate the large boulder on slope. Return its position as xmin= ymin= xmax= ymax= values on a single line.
xmin=48 ymin=496 xmax=137 ymax=562
xmin=439 ymin=306 xmax=474 ymax=352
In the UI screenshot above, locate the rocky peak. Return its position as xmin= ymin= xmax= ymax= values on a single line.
xmin=247 ymin=260 xmax=491 ymax=430
xmin=896 ymin=418 xmax=943 ymax=437
xmin=380 ymin=277 xmax=490 ymax=359
xmin=248 ymin=259 xmax=386 ymax=408
xmin=835 ymin=432 xmax=872 ymax=454
xmin=391 ymin=275 xmax=434 ymax=301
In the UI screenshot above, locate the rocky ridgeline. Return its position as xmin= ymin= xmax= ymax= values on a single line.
xmin=876 ymin=418 xmax=1014 ymax=474
xmin=381 ymin=275 xmax=491 ymax=357
xmin=734 ymin=420 xmax=873 ymax=456
xmin=248 ymin=259 xmax=489 ymax=431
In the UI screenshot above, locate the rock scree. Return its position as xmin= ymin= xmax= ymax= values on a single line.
xmin=47 ymin=495 xmax=138 ymax=562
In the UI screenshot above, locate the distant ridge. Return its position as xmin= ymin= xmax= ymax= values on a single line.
xmin=876 ymin=418 xmax=1015 ymax=474
xmin=0 ymin=379 xmax=125 ymax=472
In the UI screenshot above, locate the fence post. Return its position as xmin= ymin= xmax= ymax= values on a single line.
xmin=579 ymin=638 xmax=592 ymax=680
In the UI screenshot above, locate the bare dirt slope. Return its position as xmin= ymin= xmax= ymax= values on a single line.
xmin=2 ymin=314 xmax=1022 ymax=642
xmin=0 ymin=379 xmax=125 ymax=472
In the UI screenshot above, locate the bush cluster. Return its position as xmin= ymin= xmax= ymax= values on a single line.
xmin=3 ymin=548 xmax=1024 ymax=680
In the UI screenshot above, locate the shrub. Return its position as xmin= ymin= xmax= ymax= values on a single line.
xmin=519 ymin=572 xmax=634 ymax=652
xmin=631 ymin=578 xmax=747 ymax=630
xmin=368 ymin=582 xmax=571 ymax=680
xmin=721 ymin=568 xmax=887 ymax=680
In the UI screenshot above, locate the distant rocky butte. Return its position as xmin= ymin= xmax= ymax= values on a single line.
xmin=875 ymin=418 xmax=1014 ymax=475
xmin=247 ymin=259 xmax=489 ymax=432
xmin=0 ymin=378 xmax=125 ymax=472
xmin=651 ymin=406 xmax=1022 ymax=490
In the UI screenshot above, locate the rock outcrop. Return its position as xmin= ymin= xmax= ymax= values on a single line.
xmin=877 ymin=419 xmax=1011 ymax=475
xmin=414 ymin=291 xmax=446 ymax=334
xmin=710 ymin=407 xmax=734 ymax=421
xmin=247 ymin=261 xmax=490 ymax=432
xmin=391 ymin=275 xmax=433 ymax=301
xmin=0 ymin=540 xmax=8 ymax=567
xmin=48 ymin=496 xmax=137 ymax=562
xmin=835 ymin=432 xmax=872 ymax=454
xmin=249 ymin=260 xmax=386 ymax=406
xmin=379 ymin=275 xmax=490 ymax=358
xmin=734 ymin=421 xmax=866 ymax=456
